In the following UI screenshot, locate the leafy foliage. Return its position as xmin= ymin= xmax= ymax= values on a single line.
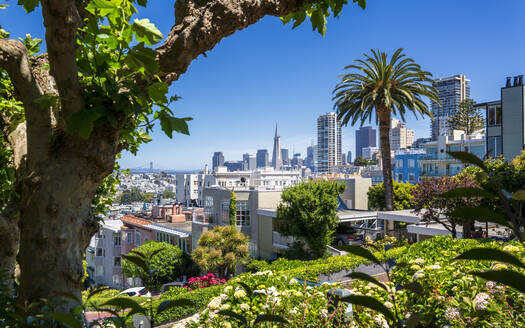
xmin=354 ymin=155 xmax=377 ymax=166
xmin=276 ymin=180 xmax=345 ymax=259
xmin=191 ymin=225 xmax=250 ymax=278
xmin=368 ymin=180 xmax=417 ymax=210
xmin=229 ymin=191 xmax=237 ymax=226
xmin=121 ymin=241 xmax=188 ymax=289
xmin=448 ymin=98 xmax=485 ymax=135
xmin=162 ymin=189 xmax=175 ymax=199
xmin=118 ymin=187 xmax=144 ymax=204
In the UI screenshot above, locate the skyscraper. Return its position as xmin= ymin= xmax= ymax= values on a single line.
xmin=317 ymin=112 xmax=342 ymax=173
xmin=305 ymin=145 xmax=316 ymax=170
xmin=355 ymin=126 xmax=376 ymax=158
xmin=242 ymin=153 xmax=256 ymax=171
xmin=271 ymin=123 xmax=282 ymax=170
xmin=390 ymin=118 xmax=415 ymax=150
xmin=281 ymin=149 xmax=289 ymax=166
xmin=212 ymin=152 xmax=224 ymax=170
xmin=342 ymin=153 xmax=348 ymax=165
xmin=347 ymin=150 xmax=352 ymax=163
xmin=431 ymin=74 xmax=470 ymax=140
xmin=256 ymin=149 xmax=269 ymax=168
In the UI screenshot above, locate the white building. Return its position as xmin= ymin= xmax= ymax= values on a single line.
xmin=362 ymin=146 xmax=379 ymax=159
xmin=390 ymin=118 xmax=414 ymax=150
xmin=175 ymin=173 xmax=206 ymax=206
xmin=317 ymin=112 xmax=342 ymax=172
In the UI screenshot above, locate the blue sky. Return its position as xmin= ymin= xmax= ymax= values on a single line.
xmin=3 ymin=0 xmax=525 ymax=170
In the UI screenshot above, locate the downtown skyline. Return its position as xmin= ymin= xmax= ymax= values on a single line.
xmin=3 ymin=1 xmax=525 ymax=170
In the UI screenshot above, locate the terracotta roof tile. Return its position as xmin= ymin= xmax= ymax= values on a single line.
xmin=121 ymin=215 xmax=152 ymax=227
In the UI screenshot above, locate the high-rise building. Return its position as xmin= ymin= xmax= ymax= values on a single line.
xmin=224 ymin=161 xmax=243 ymax=172
xmin=256 ymin=149 xmax=269 ymax=168
xmin=347 ymin=151 xmax=352 ymax=163
xmin=305 ymin=145 xmax=316 ymax=170
xmin=342 ymin=153 xmax=348 ymax=165
xmin=212 ymin=152 xmax=224 ymax=170
xmin=242 ymin=153 xmax=256 ymax=171
xmin=291 ymin=153 xmax=303 ymax=167
xmin=390 ymin=118 xmax=415 ymax=150
xmin=317 ymin=112 xmax=342 ymax=173
xmin=271 ymin=123 xmax=282 ymax=170
xmin=281 ymin=149 xmax=289 ymax=166
xmin=431 ymin=74 xmax=470 ymax=140
xmin=355 ymin=126 xmax=376 ymax=158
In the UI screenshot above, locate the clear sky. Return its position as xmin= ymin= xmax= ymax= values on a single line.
xmin=3 ymin=0 xmax=525 ymax=170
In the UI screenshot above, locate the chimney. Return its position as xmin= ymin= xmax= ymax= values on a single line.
xmin=506 ymin=76 xmax=512 ymax=88
xmin=514 ymin=76 xmax=519 ymax=87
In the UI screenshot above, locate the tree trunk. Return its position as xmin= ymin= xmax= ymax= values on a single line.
xmin=0 ymin=210 xmax=19 ymax=292
xmin=462 ymin=220 xmax=475 ymax=239
xmin=18 ymin=130 xmax=118 ymax=311
xmin=378 ymin=108 xmax=394 ymax=234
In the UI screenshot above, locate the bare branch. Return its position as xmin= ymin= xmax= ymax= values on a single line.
xmin=41 ymin=0 xmax=84 ymax=117
xmin=157 ymin=0 xmax=314 ymax=83
xmin=0 ymin=39 xmax=50 ymax=165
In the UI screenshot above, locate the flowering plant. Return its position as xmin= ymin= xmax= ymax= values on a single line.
xmin=185 ymin=273 xmax=227 ymax=291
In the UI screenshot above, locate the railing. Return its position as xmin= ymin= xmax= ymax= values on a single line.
xmin=192 ymin=212 xmax=216 ymax=225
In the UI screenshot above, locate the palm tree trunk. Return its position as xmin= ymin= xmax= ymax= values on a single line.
xmin=378 ymin=109 xmax=394 ymax=234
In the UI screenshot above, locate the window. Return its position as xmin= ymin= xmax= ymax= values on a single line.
xmin=114 ymin=257 xmax=121 ymax=267
xmin=96 ymin=266 xmax=104 ymax=276
xmin=221 ymin=201 xmax=229 ymax=225
xmin=126 ymin=232 xmax=133 ymax=244
xmin=396 ymin=159 xmax=403 ymax=168
xmin=135 ymin=231 xmax=141 ymax=246
xmin=114 ymin=235 xmax=121 ymax=246
xmin=487 ymin=136 xmax=503 ymax=158
xmin=397 ymin=174 xmax=403 ymax=181
xmin=408 ymin=173 xmax=416 ymax=182
xmin=235 ymin=201 xmax=250 ymax=226
xmin=408 ymin=159 xmax=415 ymax=168
xmin=205 ymin=196 xmax=213 ymax=207
xmin=96 ymin=248 xmax=104 ymax=257
xmin=488 ymin=105 xmax=502 ymax=126
xmin=112 ymin=274 xmax=122 ymax=286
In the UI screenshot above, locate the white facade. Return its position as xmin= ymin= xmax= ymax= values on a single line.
xmin=317 ymin=112 xmax=342 ymax=172
xmin=175 ymin=173 xmax=206 ymax=206
xmin=362 ymin=147 xmax=379 ymax=159
xmin=390 ymin=118 xmax=415 ymax=150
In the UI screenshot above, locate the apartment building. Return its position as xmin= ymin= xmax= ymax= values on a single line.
xmin=317 ymin=112 xmax=342 ymax=173
xmin=390 ymin=118 xmax=414 ymax=150
xmin=393 ymin=149 xmax=426 ymax=183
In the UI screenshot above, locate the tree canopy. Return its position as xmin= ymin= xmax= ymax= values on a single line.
xmin=368 ymin=181 xmax=417 ymax=211
xmin=276 ymin=180 xmax=345 ymax=259
xmin=448 ymin=98 xmax=484 ymax=136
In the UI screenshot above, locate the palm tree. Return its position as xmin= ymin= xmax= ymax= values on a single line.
xmin=333 ymin=48 xmax=439 ymax=227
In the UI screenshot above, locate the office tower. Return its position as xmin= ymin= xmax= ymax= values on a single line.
xmin=347 ymin=151 xmax=352 ymax=163
xmin=291 ymin=153 xmax=303 ymax=167
xmin=242 ymin=153 xmax=252 ymax=171
xmin=390 ymin=118 xmax=415 ymax=150
xmin=317 ymin=112 xmax=342 ymax=173
xmin=281 ymin=149 xmax=289 ymax=166
xmin=224 ymin=161 xmax=243 ymax=172
xmin=355 ymin=126 xmax=376 ymax=158
xmin=256 ymin=149 xmax=269 ymax=168
xmin=342 ymin=153 xmax=348 ymax=165
xmin=431 ymin=74 xmax=470 ymax=140
xmin=212 ymin=152 xmax=224 ymax=170
xmin=305 ymin=145 xmax=316 ymax=170
xmin=271 ymin=123 xmax=283 ymax=170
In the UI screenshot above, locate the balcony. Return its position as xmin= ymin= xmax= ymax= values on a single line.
xmin=272 ymin=231 xmax=294 ymax=249
xmin=192 ymin=212 xmax=217 ymax=225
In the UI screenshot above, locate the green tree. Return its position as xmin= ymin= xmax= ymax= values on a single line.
xmin=0 ymin=0 xmax=367 ymax=313
xmin=229 ymin=191 xmax=237 ymax=226
xmin=333 ymin=49 xmax=439 ymax=236
xmin=276 ymin=180 xmax=345 ymax=259
xmin=191 ymin=225 xmax=249 ymax=278
xmin=119 ymin=187 xmax=144 ymax=204
xmin=142 ymin=192 xmax=156 ymax=203
xmin=121 ymin=241 xmax=187 ymax=289
xmin=448 ymin=98 xmax=484 ymax=135
xmin=354 ymin=156 xmax=376 ymax=166
xmin=368 ymin=181 xmax=417 ymax=211
xmin=162 ymin=189 xmax=175 ymax=199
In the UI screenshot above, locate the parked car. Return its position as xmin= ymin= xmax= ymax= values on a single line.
xmin=118 ymin=287 xmax=151 ymax=297
xmin=332 ymin=225 xmax=363 ymax=246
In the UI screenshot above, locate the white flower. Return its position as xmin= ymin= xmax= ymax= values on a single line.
xmin=223 ymin=322 xmax=232 ymax=328
xmin=223 ymin=286 xmax=232 ymax=293
xmin=485 ymin=281 xmax=496 ymax=290
xmin=294 ymin=291 xmax=303 ymax=297
xmin=444 ymin=307 xmax=460 ymax=320
xmin=502 ymin=245 xmax=519 ymax=253
xmin=290 ymin=308 xmax=298 ymax=315
xmin=220 ymin=303 xmax=231 ymax=310
xmin=428 ymin=264 xmax=441 ymax=270
xmin=207 ymin=297 xmax=222 ymax=310
xmin=253 ymin=270 xmax=273 ymax=276
xmin=413 ymin=271 xmax=425 ymax=280
xmin=239 ymin=303 xmax=250 ymax=311
xmin=473 ymin=292 xmax=491 ymax=311
xmin=320 ymin=309 xmax=328 ymax=317
xmin=219 ymin=293 xmax=228 ymax=301
xmin=410 ymin=258 xmax=425 ymax=265
xmin=384 ymin=301 xmax=393 ymax=309
xmin=373 ymin=315 xmax=390 ymax=328
xmin=289 ymin=278 xmax=298 ymax=284
xmin=234 ymin=289 xmax=246 ymax=298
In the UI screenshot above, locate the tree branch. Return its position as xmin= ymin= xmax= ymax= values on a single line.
xmin=157 ymin=0 xmax=314 ymax=83
xmin=41 ymin=0 xmax=84 ymax=117
xmin=0 ymin=39 xmax=49 ymax=166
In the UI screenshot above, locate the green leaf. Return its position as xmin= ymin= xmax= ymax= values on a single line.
xmin=511 ymin=190 xmax=525 ymax=201
xmin=128 ymin=249 xmax=147 ymax=259
xmin=254 ymin=314 xmax=289 ymax=325
xmin=439 ymin=187 xmax=495 ymax=199
xmin=20 ymin=34 xmax=42 ymax=54
xmin=148 ymin=247 xmax=165 ymax=260
xmin=406 ymin=312 xmax=423 ymax=328
xmin=156 ymin=299 xmax=193 ymax=315
xmin=87 ymin=286 xmax=110 ymax=300
xmin=237 ymin=282 xmax=253 ymax=297
xmin=469 ymin=270 xmax=525 ymax=293
xmin=341 ymin=245 xmax=381 ymax=265
xmin=85 ymin=0 xmax=118 ymax=17
xmin=0 ymin=27 xmax=9 ymax=39
xmin=45 ymin=312 xmax=81 ymax=328
xmin=148 ymin=82 xmax=168 ymax=104
xmin=125 ymin=43 xmax=158 ymax=73
xmin=447 ymin=151 xmax=487 ymax=171
xmin=66 ymin=110 xmax=101 ymax=139
xmin=157 ymin=112 xmax=192 ymax=138
xmin=310 ymin=9 xmax=327 ymax=36
xmin=346 ymin=272 xmax=386 ymax=290
xmin=132 ymin=18 xmax=163 ymax=46
xmin=218 ymin=310 xmax=247 ymax=326
xmin=356 ymin=0 xmax=367 ymax=9
xmin=340 ymin=295 xmax=394 ymax=321
xmin=34 ymin=94 xmax=58 ymax=109
xmin=122 ymin=254 xmax=149 ymax=273
xmin=401 ymin=281 xmax=423 ymax=296
xmin=102 ymin=297 xmax=144 ymax=313
xmin=17 ymin=0 xmax=39 ymax=13
xmin=136 ymin=0 xmax=148 ymax=7
xmin=455 ymin=248 xmax=525 ymax=269
xmin=447 ymin=206 xmax=512 ymax=228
